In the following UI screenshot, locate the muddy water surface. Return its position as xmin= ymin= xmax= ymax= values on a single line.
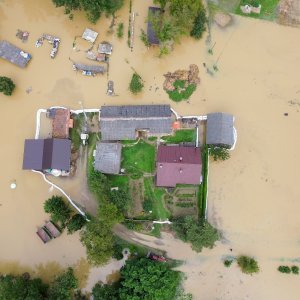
xmin=1 ymin=0 xmax=300 ymax=298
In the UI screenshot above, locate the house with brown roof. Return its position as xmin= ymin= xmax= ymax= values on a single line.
xmin=52 ymin=108 xmax=73 ymax=139
xmin=156 ymin=145 xmax=202 ymax=187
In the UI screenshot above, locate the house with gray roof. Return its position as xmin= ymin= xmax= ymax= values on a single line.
xmin=0 ymin=40 xmax=31 ymax=68
xmin=206 ymin=113 xmax=235 ymax=149
xmin=100 ymin=105 xmax=172 ymax=141
xmin=94 ymin=142 xmax=122 ymax=174
xmin=22 ymin=138 xmax=71 ymax=172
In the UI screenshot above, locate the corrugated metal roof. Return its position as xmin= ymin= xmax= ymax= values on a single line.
xmin=147 ymin=7 xmax=161 ymax=45
xmin=206 ymin=113 xmax=234 ymax=147
xmin=94 ymin=142 xmax=122 ymax=174
xmin=100 ymin=105 xmax=171 ymax=118
xmin=0 ymin=40 xmax=31 ymax=68
xmin=156 ymin=146 xmax=202 ymax=187
xmin=22 ymin=139 xmax=71 ymax=171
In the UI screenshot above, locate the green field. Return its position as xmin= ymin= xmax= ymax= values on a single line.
xmin=162 ymin=129 xmax=196 ymax=144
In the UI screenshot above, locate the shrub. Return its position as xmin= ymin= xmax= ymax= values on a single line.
xmin=209 ymin=146 xmax=230 ymax=161
xmin=237 ymin=256 xmax=259 ymax=274
xmin=92 ymin=282 xmax=119 ymax=300
xmin=224 ymin=259 xmax=233 ymax=267
xmin=44 ymin=196 xmax=71 ymax=226
xmin=117 ymin=23 xmax=124 ymax=38
xmin=129 ymin=73 xmax=144 ymax=94
xmin=143 ymin=198 xmax=153 ymax=212
xmin=0 ymin=76 xmax=15 ymax=96
xmin=123 ymin=220 xmax=143 ymax=232
xmin=140 ymin=29 xmax=150 ymax=47
xmin=66 ymin=214 xmax=87 ymax=234
xmin=291 ymin=265 xmax=299 ymax=274
xmin=109 ymin=188 xmax=131 ymax=214
xmin=166 ymin=80 xmax=196 ymax=102
xmin=190 ymin=8 xmax=207 ymax=40
xmin=278 ymin=266 xmax=291 ymax=273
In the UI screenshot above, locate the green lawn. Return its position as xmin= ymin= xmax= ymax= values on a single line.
xmin=122 ymin=140 xmax=156 ymax=177
xmin=235 ymin=0 xmax=280 ymax=20
xmin=161 ymin=129 xmax=196 ymax=144
xmin=198 ymin=146 xmax=209 ymax=219
xmin=107 ymin=175 xmax=130 ymax=189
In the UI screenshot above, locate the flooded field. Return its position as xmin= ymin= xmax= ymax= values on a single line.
xmin=1 ymin=0 xmax=300 ymax=298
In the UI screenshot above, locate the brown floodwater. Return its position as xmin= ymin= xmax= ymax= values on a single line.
xmin=1 ymin=0 xmax=300 ymax=298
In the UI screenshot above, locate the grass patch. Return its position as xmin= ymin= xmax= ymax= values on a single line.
xmin=235 ymin=0 xmax=280 ymax=21
xmin=148 ymin=136 xmax=157 ymax=142
xmin=122 ymin=140 xmax=156 ymax=177
xmin=69 ymin=113 xmax=85 ymax=151
xmin=198 ymin=146 xmax=209 ymax=219
xmin=162 ymin=129 xmax=196 ymax=144
xmin=107 ymin=175 xmax=130 ymax=189
xmin=166 ymin=80 xmax=197 ymax=102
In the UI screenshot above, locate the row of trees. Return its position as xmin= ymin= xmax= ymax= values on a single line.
xmin=0 ymin=268 xmax=78 ymax=300
xmin=52 ymin=0 xmax=124 ymax=23
xmin=149 ymin=0 xmax=207 ymax=55
xmin=92 ymin=258 xmax=181 ymax=300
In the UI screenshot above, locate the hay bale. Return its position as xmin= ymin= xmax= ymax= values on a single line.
xmin=214 ymin=12 xmax=232 ymax=28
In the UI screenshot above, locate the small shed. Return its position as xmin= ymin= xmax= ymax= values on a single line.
xmin=82 ymin=28 xmax=98 ymax=43
xmin=44 ymin=221 xmax=61 ymax=238
xmin=94 ymin=142 xmax=122 ymax=174
xmin=206 ymin=112 xmax=235 ymax=148
xmin=98 ymin=42 xmax=113 ymax=55
xmin=147 ymin=7 xmax=161 ymax=45
xmin=0 ymin=40 xmax=31 ymax=68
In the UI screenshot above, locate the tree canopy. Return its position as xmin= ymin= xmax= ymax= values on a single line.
xmin=129 ymin=73 xmax=144 ymax=94
xmin=172 ymin=216 xmax=219 ymax=252
xmin=0 ymin=76 xmax=15 ymax=96
xmin=66 ymin=213 xmax=87 ymax=234
xmin=92 ymin=282 xmax=119 ymax=300
xmin=44 ymin=196 xmax=71 ymax=226
xmin=48 ymin=268 xmax=78 ymax=300
xmin=109 ymin=188 xmax=131 ymax=214
xmin=52 ymin=0 xmax=124 ymax=23
xmin=237 ymin=256 xmax=259 ymax=274
xmin=118 ymin=258 xmax=181 ymax=300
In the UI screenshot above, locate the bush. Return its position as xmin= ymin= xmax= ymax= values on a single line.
xmin=140 ymin=29 xmax=150 ymax=47
xmin=291 ymin=265 xmax=299 ymax=274
xmin=92 ymin=282 xmax=119 ymax=300
xmin=278 ymin=266 xmax=291 ymax=273
xmin=123 ymin=220 xmax=143 ymax=232
xmin=66 ymin=214 xmax=87 ymax=234
xmin=129 ymin=73 xmax=144 ymax=94
xmin=110 ymin=188 xmax=131 ymax=214
xmin=224 ymin=259 xmax=233 ymax=267
xmin=237 ymin=256 xmax=259 ymax=274
xmin=143 ymin=198 xmax=153 ymax=212
xmin=166 ymin=80 xmax=196 ymax=102
xmin=44 ymin=196 xmax=71 ymax=226
xmin=117 ymin=23 xmax=124 ymax=38
xmin=209 ymin=146 xmax=230 ymax=161
xmin=0 ymin=76 xmax=15 ymax=96
xmin=190 ymin=8 xmax=207 ymax=40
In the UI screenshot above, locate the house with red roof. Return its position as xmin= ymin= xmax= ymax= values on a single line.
xmin=156 ymin=145 xmax=202 ymax=187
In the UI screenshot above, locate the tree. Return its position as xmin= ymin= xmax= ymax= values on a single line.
xmin=92 ymin=282 xmax=119 ymax=300
xmin=190 ymin=7 xmax=207 ymax=40
xmin=154 ymin=0 xmax=168 ymax=9
xmin=66 ymin=214 xmax=87 ymax=234
xmin=80 ymin=219 xmax=115 ymax=265
xmin=109 ymin=188 xmax=131 ymax=214
xmin=0 ymin=76 xmax=15 ymax=96
xmin=119 ymin=258 xmax=181 ymax=300
xmin=291 ymin=266 xmax=299 ymax=274
xmin=117 ymin=23 xmax=124 ymax=38
xmin=172 ymin=216 xmax=219 ymax=252
xmin=48 ymin=268 xmax=78 ymax=300
xmin=237 ymin=256 xmax=259 ymax=274
xmin=0 ymin=274 xmax=48 ymax=300
xmin=278 ymin=266 xmax=291 ymax=274
xmin=129 ymin=73 xmax=144 ymax=94
xmin=52 ymin=0 xmax=124 ymax=23
xmin=209 ymin=146 xmax=230 ymax=161
xmin=88 ymin=167 xmax=110 ymax=201
xmin=44 ymin=196 xmax=71 ymax=226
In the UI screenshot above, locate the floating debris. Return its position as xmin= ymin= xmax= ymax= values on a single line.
xmin=16 ymin=29 xmax=29 ymax=42
xmin=35 ymin=34 xmax=60 ymax=59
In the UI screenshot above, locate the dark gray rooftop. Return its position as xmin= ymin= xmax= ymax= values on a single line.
xmin=0 ymin=40 xmax=31 ymax=68
xmin=22 ymin=139 xmax=71 ymax=171
xmin=100 ymin=105 xmax=171 ymax=119
xmin=73 ymin=63 xmax=105 ymax=73
xmin=94 ymin=142 xmax=122 ymax=174
xmin=147 ymin=7 xmax=161 ymax=45
xmin=206 ymin=113 xmax=234 ymax=148
xmin=100 ymin=105 xmax=172 ymax=141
